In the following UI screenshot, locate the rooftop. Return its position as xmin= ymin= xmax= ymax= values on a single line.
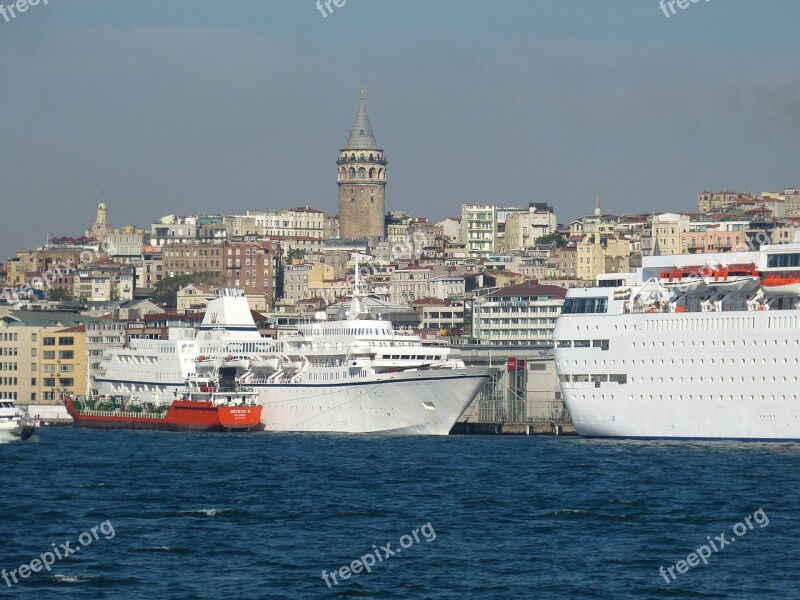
xmin=343 ymin=86 xmax=380 ymax=151
xmin=485 ymin=281 xmax=568 ymax=300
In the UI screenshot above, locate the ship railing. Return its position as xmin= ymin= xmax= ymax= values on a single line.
xmin=76 ymin=409 xmax=166 ymax=419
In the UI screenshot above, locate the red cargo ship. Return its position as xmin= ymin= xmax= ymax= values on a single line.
xmin=64 ymin=373 xmax=263 ymax=432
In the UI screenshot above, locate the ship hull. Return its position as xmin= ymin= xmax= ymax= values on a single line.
xmin=64 ymin=399 xmax=262 ymax=432
xmin=555 ymin=311 xmax=800 ymax=440
xmin=99 ymin=370 xmax=490 ymax=434
xmin=254 ymin=370 xmax=490 ymax=435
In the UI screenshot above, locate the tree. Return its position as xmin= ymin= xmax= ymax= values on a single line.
xmin=151 ymin=272 xmax=222 ymax=309
xmin=537 ymin=231 xmax=568 ymax=249
xmin=287 ymin=248 xmax=306 ymax=262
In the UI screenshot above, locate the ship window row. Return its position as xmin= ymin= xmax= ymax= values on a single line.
xmin=561 ymin=297 xmax=608 ymax=315
xmin=634 ymin=339 xmax=800 ymax=351
xmin=559 ymin=374 xmax=627 ymax=384
xmin=556 ymin=339 xmax=609 ymax=350
xmin=637 ymin=375 xmax=799 ymax=384
xmin=573 ymin=393 xmax=800 ymax=403
xmin=565 ymin=373 xmax=800 ymax=385
xmin=645 ymin=317 xmax=755 ymax=332
xmin=767 ymin=253 xmax=800 ymax=268
xmin=559 ymin=356 xmax=800 ymax=368
xmin=379 ymin=354 xmax=439 ymax=360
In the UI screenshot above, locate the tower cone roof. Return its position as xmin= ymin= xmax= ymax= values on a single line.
xmin=344 ymin=85 xmax=379 ymax=150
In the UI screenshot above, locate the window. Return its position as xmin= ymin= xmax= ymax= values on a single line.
xmin=58 ymin=336 xmax=74 ymax=346
xmin=561 ymin=297 xmax=608 ymax=315
xmin=58 ymin=351 xmax=74 ymax=360
xmin=767 ymin=253 xmax=800 ymax=268
xmin=43 ymin=337 xmax=56 ymax=346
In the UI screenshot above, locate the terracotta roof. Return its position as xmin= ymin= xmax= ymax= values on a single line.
xmin=410 ymin=297 xmax=449 ymax=306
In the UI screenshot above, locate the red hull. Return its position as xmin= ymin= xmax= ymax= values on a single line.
xmin=64 ymin=398 xmax=263 ymax=432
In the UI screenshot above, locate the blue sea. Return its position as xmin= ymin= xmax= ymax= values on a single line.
xmin=2 ymin=429 xmax=799 ymax=599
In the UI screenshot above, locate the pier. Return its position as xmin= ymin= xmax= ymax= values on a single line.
xmin=447 ymin=346 xmax=575 ymax=436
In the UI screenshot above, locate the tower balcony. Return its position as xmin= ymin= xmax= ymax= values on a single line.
xmin=337 ymin=156 xmax=388 ymax=166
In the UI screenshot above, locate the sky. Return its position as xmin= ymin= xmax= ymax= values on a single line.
xmin=2 ymin=0 xmax=800 ymax=260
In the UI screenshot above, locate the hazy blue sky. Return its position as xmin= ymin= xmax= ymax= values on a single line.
xmin=2 ymin=0 xmax=800 ymax=260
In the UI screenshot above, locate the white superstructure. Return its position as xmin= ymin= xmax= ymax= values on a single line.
xmin=554 ymin=242 xmax=800 ymax=440
xmin=99 ymin=284 xmax=489 ymax=434
xmin=0 ymin=399 xmax=37 ymax=440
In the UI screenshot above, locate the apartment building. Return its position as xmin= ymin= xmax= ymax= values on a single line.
xmin=472 ymin=282 xmax=566 ymax=347
xmin=462 ymin=204 xmax=497 ymax=259
xmin=390 ymin=265 xmax=433 ymax=304
xmin=0 ymin=312 xmax=97 ymax=405
xmin=223 ymin=238 xmax=280 ymax=308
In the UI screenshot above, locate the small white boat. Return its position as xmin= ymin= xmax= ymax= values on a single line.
xmin=194 ymin=355 xmax=250 ymax=370
xmin=220 ymin=357 xmax=250 ymax=369
xmin=660 ymin=270 xmax=706 ymax=293
xmin=250 ymin=357 xmax=280 ymax=371
xmin=703 ymin=265 xmax=760 ymax=292
xmin=0 ymin=399 xmax=38 ymax=441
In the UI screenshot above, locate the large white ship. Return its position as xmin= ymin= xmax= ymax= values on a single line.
xmin=554 ymin=240 xmax=800 ymax=440
xmin=98 ymin=283 xmax=489 ymax=434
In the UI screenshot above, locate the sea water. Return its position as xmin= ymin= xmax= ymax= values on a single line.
xmin=1 ymin=429 xmax=798 ymax=598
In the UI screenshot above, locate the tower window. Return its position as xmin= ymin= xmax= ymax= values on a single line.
xmin=358 ymin=167 xmax=366 ymax=179
xmin=371 ymin=197 xmax=375 ymax=204
xmin=351 ymin=197 xmax=355 ymax=204
xmin=349 ymin=167 xmax=356 ymax=179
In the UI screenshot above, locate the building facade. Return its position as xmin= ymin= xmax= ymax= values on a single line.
xmin=472 ymin=282 xmax=566 ymax=346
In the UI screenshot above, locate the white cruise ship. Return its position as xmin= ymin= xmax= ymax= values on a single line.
xmin=98 ymin=284 xmax=489 ymax=434
xmin=554 ymin=240 xmax=800 ymax=440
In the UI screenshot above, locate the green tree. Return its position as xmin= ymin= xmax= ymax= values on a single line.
xmin=287 ymin=248 xmax=306 ymax=262
xmin=537 ymin=231 xmax=568 ymax=248
xmin=151 ymin=272 xmax=222 ymax=308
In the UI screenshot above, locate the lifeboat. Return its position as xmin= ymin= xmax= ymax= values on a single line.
xmin=703 ymin=264 xmax=760 ymax=292
xmin=250 ymin=357 xmax=280 ymax=371
xmin=659 ymin=268 xmax=705 ymax=292
xmin=222 ymin=356 xmax=250 ymax=369
xmin=761 ymin=275 xmax=800 ymax=296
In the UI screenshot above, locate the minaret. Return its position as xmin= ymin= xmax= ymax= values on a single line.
xmin=91 ymin=202 xmax=110 ymax=240
xmin=594 ymin=195 xmax=601 ymax=217
xmin=337 ymin=86 xmax=387 ymax=240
